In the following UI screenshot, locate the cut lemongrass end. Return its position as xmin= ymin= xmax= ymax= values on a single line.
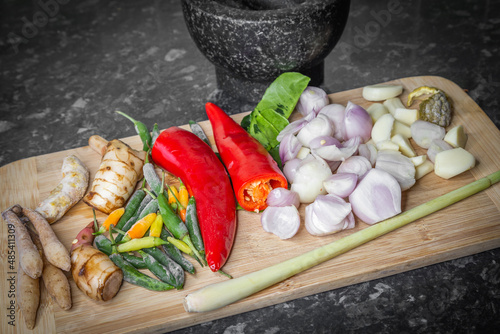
xmin=183 ymin=170 xmax=500 ymax=313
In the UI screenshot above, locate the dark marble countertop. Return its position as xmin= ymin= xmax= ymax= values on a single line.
xmin=1 ymin=0 xmax=499 ymax=333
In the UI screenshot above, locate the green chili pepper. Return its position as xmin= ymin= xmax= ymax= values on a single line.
xmin=142 ymin=247 xmax=184 ymax=288
xmin=109 ymin=252 xmax=174 ymax=291
xmin=117 ymin=236 xmax=167 ymax=253
xmin=185 ymin=196 xmax=205 ymax=254
xmin=152 ymin=123 xmax=160 ymax=147
xmin=157 ymin=192 xmax=205 ymax=265
xmin=115 ymin=111 xmax=152 ymax=151
xmin=115 ymin=197 xmax=158 ymax=243
xmin=94 ymin=234 xmax=147 ymax=269
xmin=143 ymin=163 xmax=163 ymax=196
xmin=108 ymin=226 xmax=173 ymax=291
xmin=189 ymin=120 xmax=211 ymax=146
xmin=138 ymin=250 xmax=183 ymax=289
xmin=160 ymin=227 xmax=195 ymax=274
xmin=115 ymin=189 xmax=146 ymax=230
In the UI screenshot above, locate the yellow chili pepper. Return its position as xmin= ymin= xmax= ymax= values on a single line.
xmin=167 ymin=236 xmax=192 ymax=255
xmin=149 ymin=214 xmax=163 ymax=238
xmin=117 ymin=236 xmax=167 ymax=253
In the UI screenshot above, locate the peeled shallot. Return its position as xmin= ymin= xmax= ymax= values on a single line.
xmin=349 ymin=168 xmax=402 ymax=225
xmin=296 ymin=86 xmax=329 ymax=117
xmin=290 ymin=154 xmax=332 ymax=203
xmin=323 ymin=173 xmax=358 ymax=198
xmin=305 ymin=194 xmax=355 ymax=236
xmin=261 ymin=206 xmax=301 ymax=239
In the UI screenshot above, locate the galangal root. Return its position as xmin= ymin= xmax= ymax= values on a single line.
xmin=84 ymin=135 xmax=146 ymax=214
xmin=35 ymin=154 xmax=89 ymax=224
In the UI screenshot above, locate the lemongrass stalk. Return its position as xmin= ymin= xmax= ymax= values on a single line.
xmin=184 ymin=170 xmax=500 ymax=313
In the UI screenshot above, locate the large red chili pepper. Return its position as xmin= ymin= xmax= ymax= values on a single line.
xmin=151 ymin=127 xmax=237 ymax=272
xmin=206 ymin=102 xmax=288 ymax=212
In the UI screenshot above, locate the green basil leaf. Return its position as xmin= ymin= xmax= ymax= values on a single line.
xmin=241 ymin=72 xmax=310 ymax=161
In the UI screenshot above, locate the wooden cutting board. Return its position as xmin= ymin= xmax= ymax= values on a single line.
xmin=1 ymin=76 xmax=499 ymax=333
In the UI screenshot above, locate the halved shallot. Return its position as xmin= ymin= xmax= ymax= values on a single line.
xmin=305 ymin=194 xmax=355 ymax=236
xmin=266 ymin=188 xmax=300 ymax=209
xmin=283 ymin=158 xmax=302 ymax=183
xmin=279 ymin=133 xmax=302 ymax=163
xmin=313 ymin=136 xmax=361 ymax=162
xmin=290 ymin=154 xmax=332 ymax=203
xmin=323 ymin=173 xmax=358 ymax=198
xmin=318 ymin=104 xmax=346 ymax=141
xmin=358 ymin=143 xmax=378 ymax=166
xmin=296 ymin=114 xmax=333 ymax=147
xmin=337 ymin=155 xmax=372 ymax=179
xmin=277 ymin=112 xmax=315 ymax=142
xmin=375 ymin=150 xmax=416 ymax=191
xmin=344 ymin=102 xmax=373 ymax=143
xmin=349 ymin=168 xmax=402 ymax=225
xmin=261 ymin=206 xmax=301 ymax=239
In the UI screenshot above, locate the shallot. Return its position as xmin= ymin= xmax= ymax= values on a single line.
xmin=296 ymin=86 xmax=329 ymax=117
xmin=266 ymin=188 xmax=300 ymax=209
xmin=305 ymin=195 xmax=354 ymax=236
xmin=279 ymin=133 xmax=302 ymax=163
xmin=344 ymin=102 xmax=373 ymax=143
xmin=261 ymin=206 xmax=301 ymax=239
xmin=283 ymin=158 xmax=302 ymax=182
xmin=358 ymin=143 xmax=378 ymax=166
xmin=296 ymin=114 xmax=333 ymax=147
xmin=313 ymin=136 xmax=361 ymax=162
xmin=337 ymin=155 xmax=372 ymax=179
xmin=375 ymin=150 xmax=416 ymax=191
xmin=427 ymin=139 xmax=453 ymax=163
xmin=349 ymin=168 xmax=402 ymax=225
xmin=411 ymin=120 xmax=445 ymax=149
xmin=323 ymin=173 xmax=358 ymax=198
xmin=277 ymin=112 xmax=315 ymax=141
xmin=290 ymin=154 xmax=332 ymax=203
xmin=318 ymin=104 xmax=346 ymax=141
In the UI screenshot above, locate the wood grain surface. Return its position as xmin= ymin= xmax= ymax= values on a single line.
xmin=1 ymin=76 xmax=499 ymax=333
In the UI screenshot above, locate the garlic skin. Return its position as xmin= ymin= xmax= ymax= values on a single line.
xmin=305 ymin=194 xmax=354 ymax=236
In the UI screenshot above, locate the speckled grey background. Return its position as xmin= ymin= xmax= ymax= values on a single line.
xmin=1 ymin=0 xmax=499 ymax=333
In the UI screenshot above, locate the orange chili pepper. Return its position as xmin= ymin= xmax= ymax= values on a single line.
xmin=178 ymin=180 xmax=189 ymax=221
xmin=125 ymin=213 xmax=157 ymax=240
xmin=167 ymin=185 xmax=179 ymax=211
xmin=102 ymin=207 xmax=125 ymax=231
